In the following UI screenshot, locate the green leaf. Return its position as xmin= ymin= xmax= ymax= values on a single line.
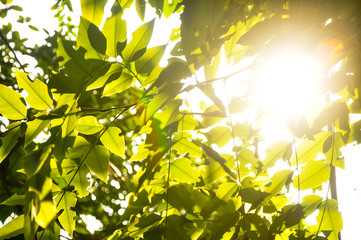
xmin=75 ymin=116 xmax=104 ymax=135
xmin=88 ymin=22 xmax=106 ymax=55
xmin=85 ymin=145 xmax=109 ymax=182
xmin=293 ymin=160 xmax=330 ymax=190
xmin=214 ymin=182 xmax=238 ymax=201
xmin=0 ymin=214 xmax=24 ymax=240
xmin=15 ymin=69 xmax=53 ymax=110
xmin=80 ymin=0 xmax=107 ymax=26
xmin=55 ymin=192 xmax=77 ymax=237
xmin=70 ymin=163 xmax=90 ymax=198
xmin=316 ymin=199 xmax=343 ymax=240
xmin=24 ymin=147 xmax=52 ymax=177
xmin=0 ymin=84 xmax=27 ymax=120
xmin=172 ymin=138 xmax=202 ymax=158
xmin=205 ymin=126 xmax=232 ymax=148
xmin=102 ymin=72 xmax=133 ymax=97
xmin=129 ymin=142 xmax=149 ymax=161
xmin=0 ymin=124 xmax=23 ymax=164
xmin=66 ymin=135 xmax=90 ymax=159
xmin=263 ymin=141 xmax=293 ymax=170
xmin=122 ymin=19 xmax=155 ymax=63
xmin=291 ymin=131 xmax=331 ymax=166
xmin=28 ymin=25 xmax=39 ymax=31
xmin=25 ymin=119 xmax=51 ymax=147
xmin=301 ymin=195 xmax=322 ymax=217
xmin=265 ymin=170 xmax=293 ymax=198
xmin=1 ymin=194 xmax=25 ymax=206
xmin=35 ymin=200 xmax=56 ymax=228
xmin=102 ymin=11 xmax=127 ymax=57
xmin=135 ymin=0 xmax=146 ymax=21
xmin=100 ymin=126 xmax=125 ymax=158
xmin=170 ymin=158 xmax=200 ymax=183
xmin=77 ymin=17 xmax=104 ymax=59
xmin=87 ymin=63 xmax=123 ymax=90
xmin=135 ymin=45 xmax=166 ymax=74
xmin=197 ymin=84 xmax=225 ymax=113
xmin=201 ymin=212 xmax=239 ymax=240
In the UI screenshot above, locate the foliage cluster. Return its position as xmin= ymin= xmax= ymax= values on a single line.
xmin=0 ymin=0 xmax=361 ymax=239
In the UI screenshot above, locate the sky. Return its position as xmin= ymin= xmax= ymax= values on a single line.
xmin=1 ymin=0 xmax=361 ymax=239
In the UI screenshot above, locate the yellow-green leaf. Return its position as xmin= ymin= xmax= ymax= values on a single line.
xmin=1 ymin=193 xmax=24 ymax=206
xmin=80 ymin=0 xmax=107 ymax=26
xmin=205 ymin=126 xmax=232 ymax=148
xmin=129 ymin=142 xmax=149 ymax=161
xmin=265 ymin=170 xmax=293 ymax=198
xmin=55 ymin=192 xmax=77 ymax=237
xmin=102 ymin=72 xmax=133 ymax=97
xmin=0 ymin=84 xmax=27 ymax=120
xmin=170 ymin=158 xmax=200 ymax=183
xmin=102 ymin=11 xmax=127 ymax=57
xmin=70 ymin=164 xmax=90 ymax=198
xmin=87 ymin=63 xmax=123 ymax=90
xmin=100 ymin=127 xmax=125 ymax=158
xmin=0 ymin=124 xmax=22 ymax=164
xmin=293 ymin=160 xmax=330 ymax=190
xmin=122 ymin=19 xmax=155 ymax=63
xmin=75 ymin=116 xmax=103 ymax=135
xmin=316 ymin=199 xmax=343 ymax=240
xmin=85 ymin=145 xmax=109 ymax=182
xmin=24 ymin=119 xmax=50 ymax=147
xmin=291 ymin=131 xmax=331 ymax=166
xmin=135 ymin=45 xmax=166 ymax=74
xmin=35 ymin=200 xmax=56 ymax=228
xmin=0 ymin=214 xmax=24 ymax=240
xmin=15 ymin=69 xmax=53 ymax=110
xmin=77 ymin=17 xmax=104 ymax=59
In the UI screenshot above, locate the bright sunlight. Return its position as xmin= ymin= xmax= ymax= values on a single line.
xmin=250 ymin=48 xmax=323 ymax=116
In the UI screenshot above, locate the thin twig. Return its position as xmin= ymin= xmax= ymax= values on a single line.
xmin=0 ymin=30 xmax=26 ymax=71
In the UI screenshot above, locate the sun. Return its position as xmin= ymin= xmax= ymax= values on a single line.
xmin=250 ymin=48 xmax=323 ymax=117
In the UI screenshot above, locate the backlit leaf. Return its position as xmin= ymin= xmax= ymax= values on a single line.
xmin=293 ymin=160 xmax=330 ymax=190
xmin=173 ymin=138 xmax=202 ymax=158
xmin=100 ymin=126 xmax=125 ymax=158
xmin=170 ymin=158 xmax=200 ymax=183
xmin=135 ymin=45 xmax=166 ymax=74
xmin=85 ymin=145 xmax=110 ymax=182
xmin=205 ymin=126 xmax=232 ymax=148
xmin=24 ymin=119 xmax=50 ymax=147
xmin=265 ymin=170 xmax=293 ymax=198
xmin=35 ymin=200 xmax=56 ymax=228
xmin=70 ymin=163 xmax=90 ymax=198
xmin=15 ymin=69 xmax=53 ymax=110
xmin=1 ymin=194 xmax=25 ymax=206
xmin=0 ymin=124 xmax=23 ymax=164
xmin=77 ymin=17 xmax=104 ymax=59
xmin=0 ymin=84 xmax=27 ymax=120
xmin=81 ymin=0 xmax=107 ymax=26
xmin=75 ymin=116 xmax=103 ymax=135
xmin=122 ymin=19 xmax=155 ymax=63
xmin=55 ymin=192 xmax=77 ymax=237
xmin=135 ymin=0 xmax=146 ymax=21
xmin=0 ymin=214 xmax=24 ymax=240
xmin=102 ymin=72 xmax=133 ymax=97
xmin=291 ymin=131 xmax=331 ymax=166
xmin=87 ymin=63 xmax=123 ymax=90
xmin=102 ymin=11 xmax=127 ymax=57
xmin=316 ymin=199 xmax=343 ymax=240
xmin=263 ymin=141 xmax=293 ymax=170
xmin=88 ymin=22 xmax=106 ymax=55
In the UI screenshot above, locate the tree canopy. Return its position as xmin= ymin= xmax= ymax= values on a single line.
xmin=0 ymin=0 xmax=360 ymax=239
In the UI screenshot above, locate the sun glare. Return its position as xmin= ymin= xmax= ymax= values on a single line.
xmin=252 ymin=49 xmax=322 ymax=116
